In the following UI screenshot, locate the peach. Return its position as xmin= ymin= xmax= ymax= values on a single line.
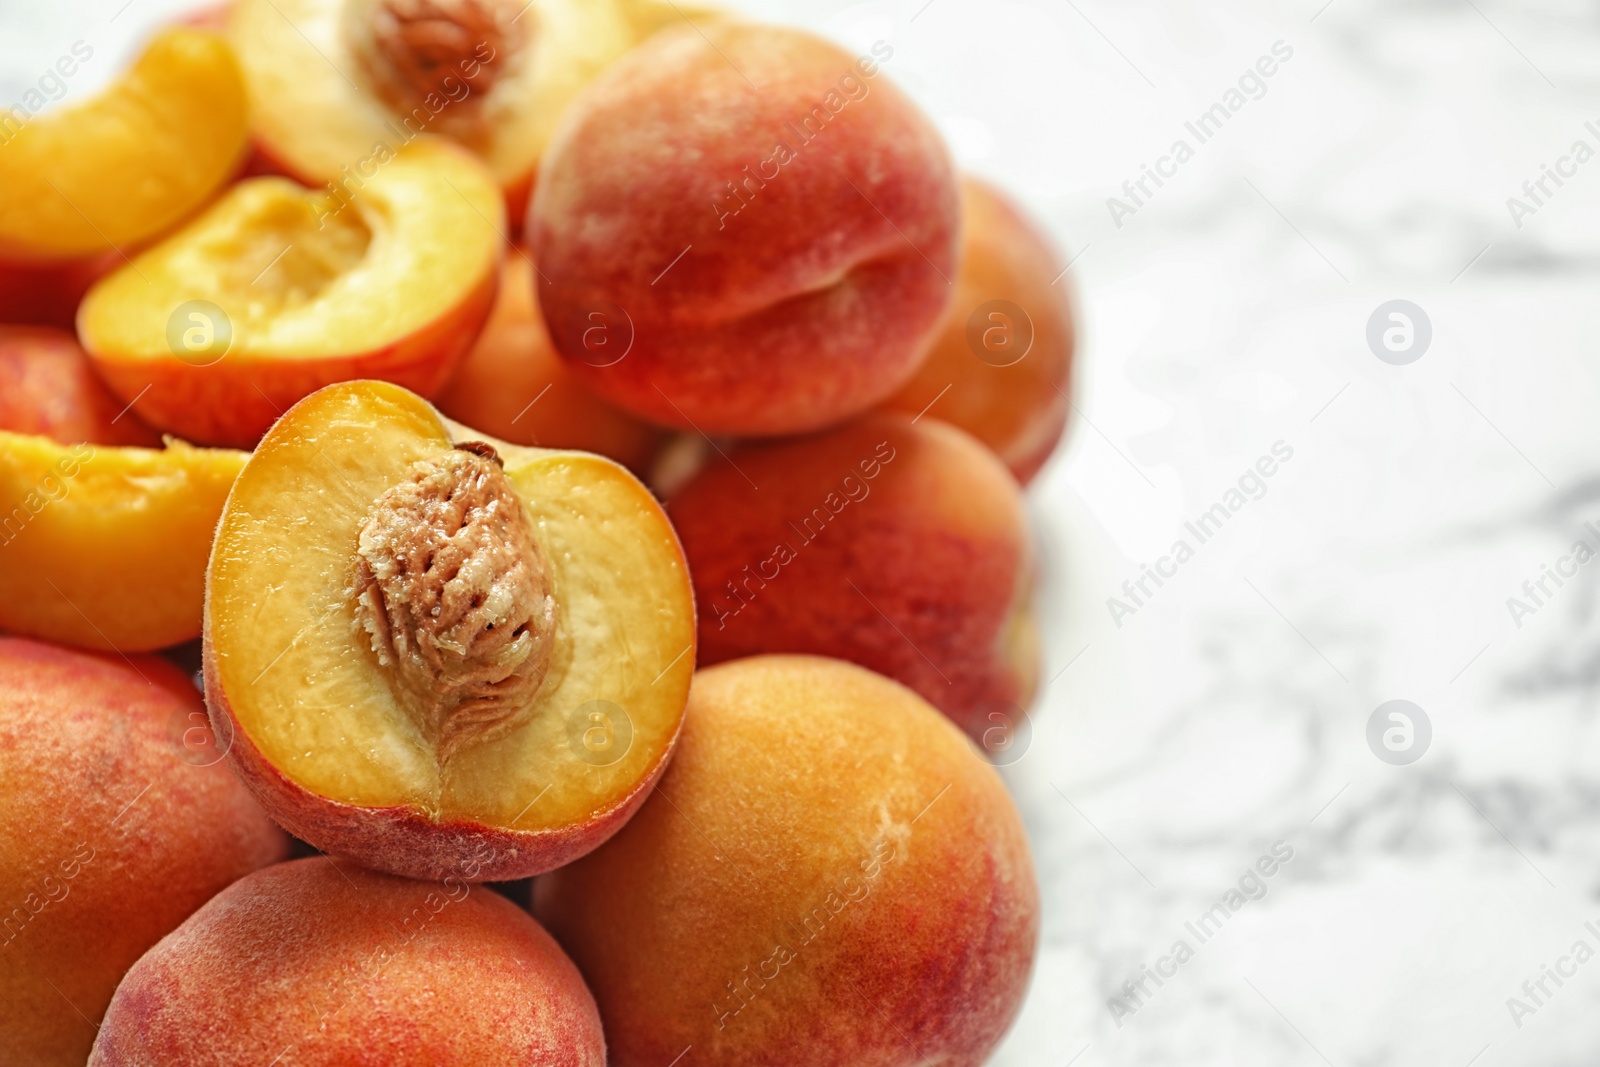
xmin=531 ymin=23 xmax=959 ymax=435
xmin=0 ymin=326 xmax=159 ymax=446
xmin=665 ymin=413 xmax=1038 ymax=740
xmin=0 ymin=29 xmax=246 ymax=263
xmin=89 ymin=858 xmax=603 ymax=1066
xmin=0 ymin=431 xmax=246 ymax=652
xmin=78 ymin=139 xmax=502 ymax=449
xmin=0 ymin=254 xmax=118 ymax=330
xmin=203 ymin=380 xmax=696 ymax=881
xmin=878 ymin=176 xmax=1076 ymax=484
xmin=228 ymin=0 xmax=656 ymax=230
xmin=535 ymin=655 xmax=1039 ymax=1067
xmin=435 ymin=250 xmax=664 ymax=473
xmin=0 ymin=637 xmax=289 ymax=1067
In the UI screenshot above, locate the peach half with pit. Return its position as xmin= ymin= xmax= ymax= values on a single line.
xmin=228 ymin=0 xmax=653 ymax=227
xmin=77 ymin=139 xmax=502 ymax=449
xmin=202 ymin=380 xmax=696 ymax=881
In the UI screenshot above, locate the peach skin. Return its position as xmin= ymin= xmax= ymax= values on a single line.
xmin=878 ymin=176 xmax=1076 ymax=484
xmin=535 ymin=655 xmax=1040 ymax=1067
xmin=435 ymin=250 xmax=664 ymax=473
xmin=89 ymin=858 xmax=604 ymax=1067
xmin=77 ymin=139 xmax=502 ymax=449
xmin=531 ymin=23 xmax=959 ymax=435
xmin=0 ymin=637 xmax=289 ymax=1067
xmin=203 ymin=380 xmax=696 ymax=881
xmin=0 ymin=326 xmax=159 ymax=446
xmin=665 ymin=413 xmax=1039 ymax=741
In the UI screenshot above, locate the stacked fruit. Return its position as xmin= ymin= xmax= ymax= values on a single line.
xmin=0 ymin=2 xmax=1076 ymax=1065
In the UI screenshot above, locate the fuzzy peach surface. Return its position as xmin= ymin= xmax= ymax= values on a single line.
xmin=535 ymin=655 xmax=1040 ymax=1067
xmin=666 ymin=413 xmax=1039 ymax=739
xmin=0 ymin=638 xmax=289 ymax=1067
xmin=89 ymin=858 xmax=605 ymax=1067
xmin=531 ymin=22 xmax=959 ymax=435
xmin=0 ymin=326 xmax=159 ymax=446
xmin=878 ymin=176 xmax=1076 ymax=485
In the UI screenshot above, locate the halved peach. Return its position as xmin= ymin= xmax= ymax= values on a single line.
xmin=228 ymin=0 xmax=649 ymax=228
xmin=435 ymin=250 xmax=664 ymax=473
xmin=78 ymin=139 xmax=502 ymax=449
xmin=0 ymin=432 xmax=246 ymax=651
xmin=203 ymin=380 xmax=696 ymax=881
xmin=0 ymin=326 xmax=159 ymax=446
xmin=0 ymin=28 xmax=246 ymax=263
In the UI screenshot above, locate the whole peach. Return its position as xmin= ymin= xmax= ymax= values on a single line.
xmin=878 ymin=176 xmax=1076 ymax=484
xmin=535 ymin=655 xmax=1039 ymax=1067
xmin=434 ymin=250 xmax=664 ymax=473
xmin=531 ymin=23 xmax=958 ymax=435
xmin=0 ymin=638 xmax=288 ymax=1067
xmin=90 ymin=858 xmax=605 ymax=1067
xmin=665 ymin=413 xmax=1039 ymax=740
xmin=0 ymin=326 xmax=159 ymax=446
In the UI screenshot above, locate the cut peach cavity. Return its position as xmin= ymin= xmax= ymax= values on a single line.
xmin=78 ymin=139 xmax=502 ymax=449
xmin=228 ymin=0 xmax=650 ymax=226
xmin=203 ymin=380 xmax=696 ymax=881
xmin=0 ymin=431 xmax=246 ymax=652
xmin=0 ymin=28 xmax=247 ymax=263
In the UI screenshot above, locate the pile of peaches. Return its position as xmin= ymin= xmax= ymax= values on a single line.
xmin=0 ymin=1 xmax=1075 ymax=1064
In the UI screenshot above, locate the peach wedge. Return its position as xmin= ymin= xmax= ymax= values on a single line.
xmin=0 ymin=29 xmax=246 ymax=263
xmin=203 ymin=380 xmax=696 ymax=881
xmin=78 ymin=139 xmax=502 ymax=449
xmin=0 ymin=431 xmax=245 ymax=653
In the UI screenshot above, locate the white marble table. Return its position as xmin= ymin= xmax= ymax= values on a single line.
xmin=7 ymin=0 xmax=1599 ymax=1063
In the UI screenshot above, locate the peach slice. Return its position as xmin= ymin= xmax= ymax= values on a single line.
xmin=203 ymin=380 xmax=696 ymax=881
xmin=878 ymin=176 xmax=1076 ymax=485
xmin=0 ymin=431 xmax=245 ymax=652
xmin=89 ymin=859 xmax=604 ymax=1067
xmin=77 ymin=139 xmax=502 ymax=449
xmin=228 ymin=0 xmax=645 ymax=227
xmin=435 ymin=250 xmax=664 ymax=473
xmin=0 ymin=326 xmax=159 ymax=447
xmin=535 ymin=655 xmax=1040 ymax=1067
xmin=0 ymin=29 xmax=246 ymax=263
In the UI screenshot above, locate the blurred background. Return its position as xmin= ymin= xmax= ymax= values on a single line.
xmin=7 ymin=0 xmax=1599 ymax=1063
